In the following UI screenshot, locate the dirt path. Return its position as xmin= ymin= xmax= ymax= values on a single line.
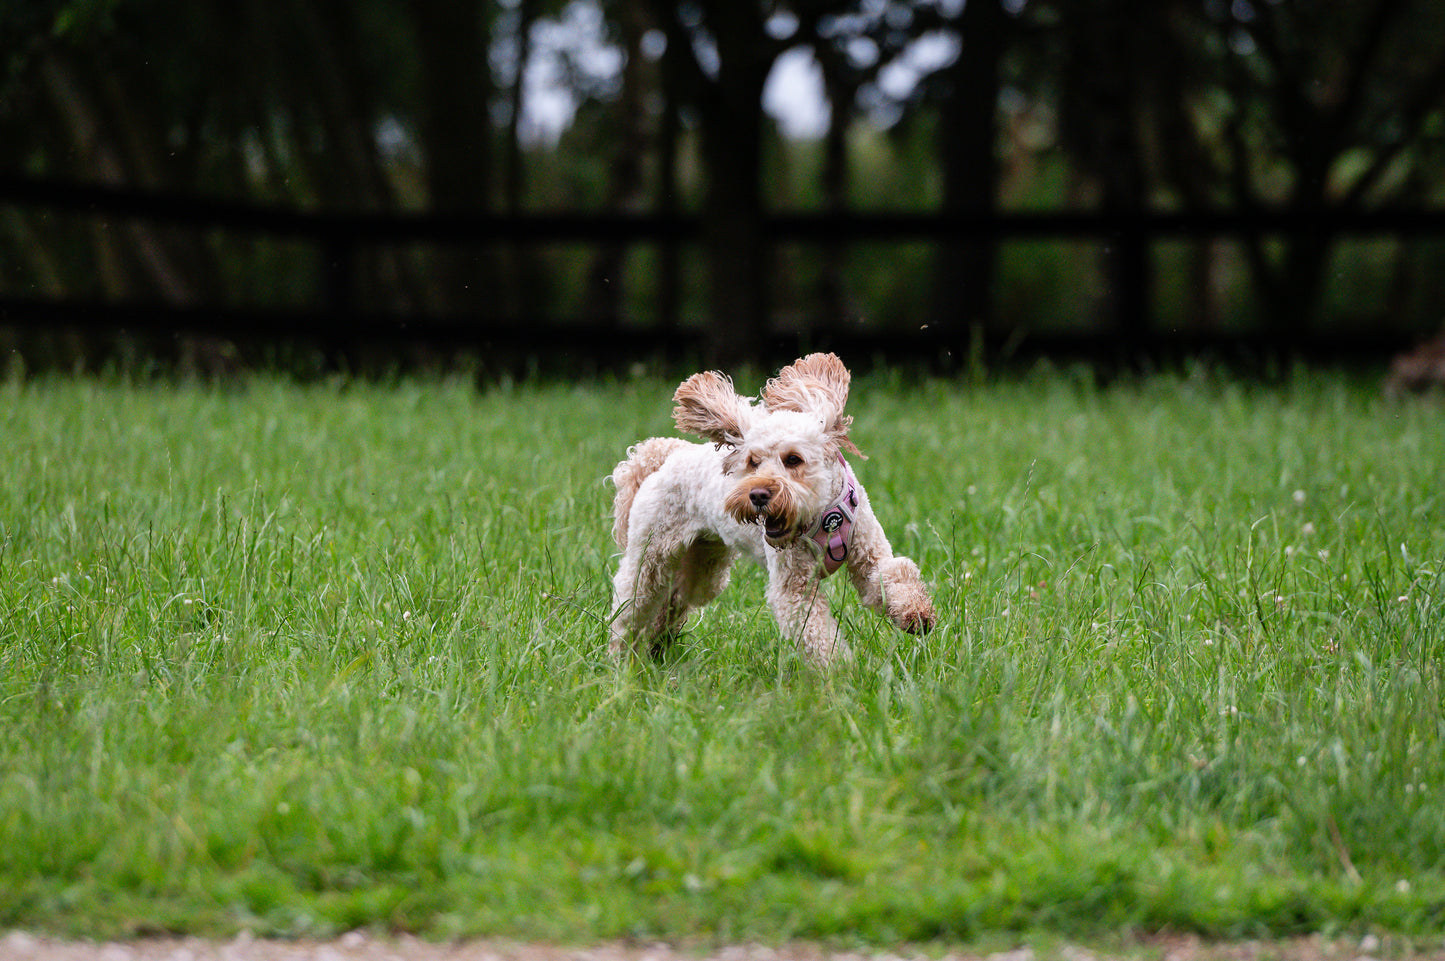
xmin=3 ymin=933 xmax=1440 ymax=961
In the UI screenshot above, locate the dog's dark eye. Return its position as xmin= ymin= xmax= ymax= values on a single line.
xmin=746 ymin=455 xmax=760 ymax=470
xmin=783 ymin=453 xmax=804 ymax=468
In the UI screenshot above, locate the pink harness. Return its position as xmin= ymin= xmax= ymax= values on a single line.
xmin=806 ymin=455 xmax=859 ymax=577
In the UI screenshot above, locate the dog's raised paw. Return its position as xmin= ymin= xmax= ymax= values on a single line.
xmin=897 ymin=603 xmax=936 ymax=635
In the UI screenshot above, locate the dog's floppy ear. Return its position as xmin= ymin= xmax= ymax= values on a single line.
xmin=761 ymin=353 xmax=864 ymax=456
xmin=763 ymin=353 xmax=851 ymax=414
xmin=673 ymin=371 xmax=752 ymax=446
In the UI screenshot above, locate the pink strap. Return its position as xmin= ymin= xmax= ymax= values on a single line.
xmin=807 ymin=455 xmax=858 ymax=576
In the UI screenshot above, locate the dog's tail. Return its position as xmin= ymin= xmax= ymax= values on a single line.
xmin=609 ymin=437 xmax=689 ymax=549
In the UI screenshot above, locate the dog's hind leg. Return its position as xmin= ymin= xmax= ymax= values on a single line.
xmin=636 ymin=538 xmax=734 ymax=657
xmin=609 ymin=536 xmax=675 ymax=657
xmin=610 ymin=529 xmax=731 ymax=658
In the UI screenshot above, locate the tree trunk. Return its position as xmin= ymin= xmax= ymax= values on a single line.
xmin=289 ymin=0 xmax=417 ymax=316
xmin=1276 ymin=228 xmax=1333 ymax=334
xmin=655 ymin=59 xmax=682 ymax=339
xmin=698 ymin=15 xmax=771 ymax=367
xmin=587 ymin=0 xmax=650 ymax=330
xmin=412 ymin=0 xmax=495 ymax=315
xmin=814 ymin=40 xmax=855 ymax=331
xmin=1063 ymin=0 xmax=1151 ymax=342
xmin=504 ymin=0 xmax=539 ymax=324
xmin=932 ymin=0 xmax=1009 ymax=366
xmin=700 ymin=117 xmax=767 ymax=366
xmin=39 ymin=52 xmax=195 ymax=304
xmin=505 ymin=0 xmax=537 ymax=216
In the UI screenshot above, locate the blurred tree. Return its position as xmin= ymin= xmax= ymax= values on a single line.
xmin=799 ymin=4 xmax=867 ymax=331
xmin=503 ymin=0 xmax=542 ymax=215
xmin=0 ymin=0 xmax=514 ymax=316
xmin=412 ymin=2 xmax=492 ymax=197
xmin=794 ymin=0 xmax=940 ymax=333
xmin=6 ymin=0 xmax=1445 ymax=366
xmin=1160 ymin=0 xmax=1445 ymax=332
xmin=1053 ymin=0 xmax=1159 ymax=341
xmin=653 ymin=10 xmax=685 ymax=336
xmin=408 ymin=0 xmax=500 ymax=315
xmin=639 ymin=0 xmax=1027 ymax=359
xmin=501 ymin=0 xmax=542 ymax=325
xmin=586 ymin=0 xmax=653 ymax=330
xmin=1145 ymin=0 xmax=1229 ymax=330
xmin=925 ymin=0 xmax=1022 ymax=359
xmin=641 ymin=0 xmax=785 ymax=363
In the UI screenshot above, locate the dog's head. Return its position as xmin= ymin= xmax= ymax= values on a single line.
xmin=673 ymin=353 xmax=861 ymax=546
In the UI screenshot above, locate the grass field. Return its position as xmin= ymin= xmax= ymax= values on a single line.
xmin=1 ymin=368 xmax=1442 ymax=945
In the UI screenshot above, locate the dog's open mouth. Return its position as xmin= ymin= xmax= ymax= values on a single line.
xmin=763 ymin=519 xmax=795 ymax=542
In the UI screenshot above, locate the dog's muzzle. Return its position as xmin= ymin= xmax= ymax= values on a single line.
xmin=752 ymin=490 xmax=796 ymax=542
xmin=726 ymin=476 xmax=801 ymax=543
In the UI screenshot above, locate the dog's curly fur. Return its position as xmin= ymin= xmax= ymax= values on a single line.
xmin=607 ymin=353 xmax=936 ymax=666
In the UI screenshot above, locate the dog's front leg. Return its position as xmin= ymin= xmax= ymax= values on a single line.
xmin=765 ymin=552 xmax=851 ymax=666
xmin=871 ymin=556 xmax=937 ymax=635
xmin=845 ymin=520 xmax=937 ymax=636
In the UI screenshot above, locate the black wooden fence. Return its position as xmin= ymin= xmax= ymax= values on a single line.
xmin=3 ymin=174 xmax=1443 ymax=371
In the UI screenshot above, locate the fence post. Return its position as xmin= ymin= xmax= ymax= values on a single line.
xmin=321 ymin=233 xmax=356 ymax=323
xmin=1108 ymin=213 xmax=1150 ymax=346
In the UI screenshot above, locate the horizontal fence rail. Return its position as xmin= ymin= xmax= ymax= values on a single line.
xmin=9 ymin=175 xmax=1445 ymax=241
xmin=3 ymin=175 xmax=1443 ymax=370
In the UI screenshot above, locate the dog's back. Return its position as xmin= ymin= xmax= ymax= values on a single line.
xmin=609 ymin=437 xmax=690 ymax=549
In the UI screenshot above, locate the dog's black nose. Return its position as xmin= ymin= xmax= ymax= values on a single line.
xmin=749 ymin=487 xmax=772 ymax=509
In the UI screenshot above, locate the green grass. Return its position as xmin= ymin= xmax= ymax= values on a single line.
xmin=1 ymin=369 xmax=1443 ymax=944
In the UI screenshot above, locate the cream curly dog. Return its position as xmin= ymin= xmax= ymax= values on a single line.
xmin=607 ymin=353 xmax=936 ymax=666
